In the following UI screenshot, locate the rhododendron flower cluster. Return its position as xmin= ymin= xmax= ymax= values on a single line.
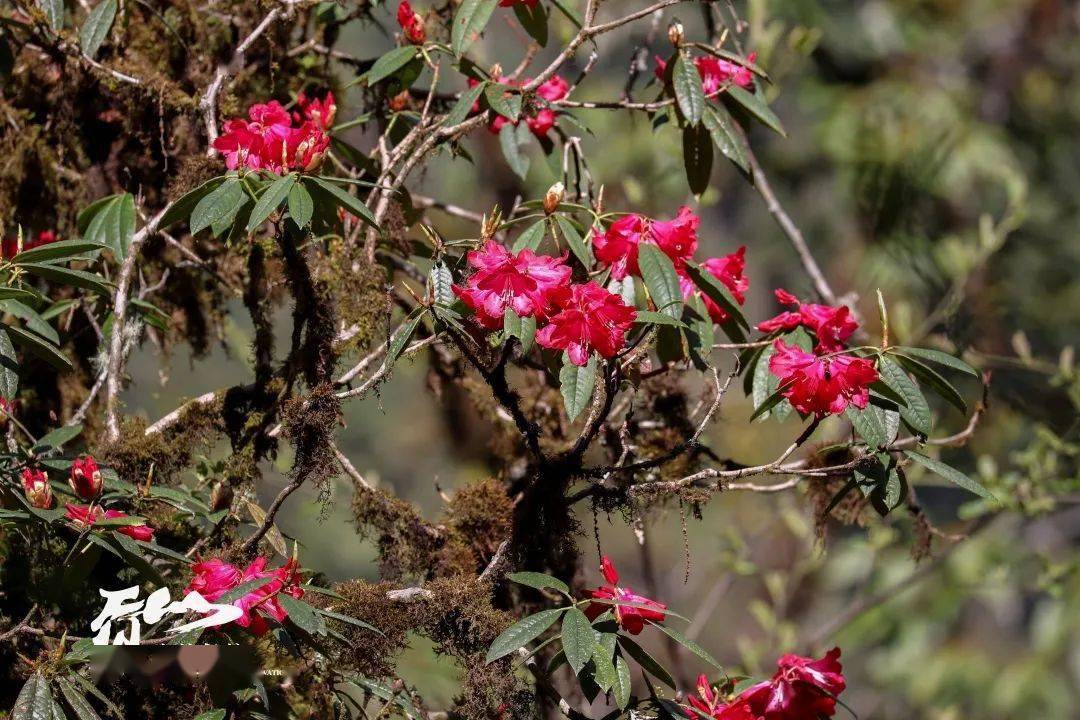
xmin=688 ymin=649 xmax=846 ymax=720
xmin=2 ymin=230 xmax=57 ymax=259
xmin=759 ymin=288 xmax=877 ymax=417
xmin=594 ymin=206 xmax=749 ymax=324
xmin=213 ymin=94 xmax=335 ymax=174
xmin=186 ymin=556 xmax=305 ymax=636
xmin=757 ymin=289 xmax=859 ymax=353
xmin=470 ymin=75 xmax=570 ymax=139
xmin=21 ymin=468 xmax=52 ymax=509
xmin=655 ymin=52 xmax=757 ymax=95
xmin=535 ymin=282 xmax=638 ymax=365
xmin=583 ymin=556 xmax=667 ymax=634
xmin=68 ymin=455 xmax=102 ymax=500
xmin=452 ymin=241 xmax=571 ymax=328
xmin=397 ymin=1 xmax=425 ymax=44
xmin=769 ymin=340 xmax=878 ymax=417
xmin=65 ymin=504 xmax=155 ymax=541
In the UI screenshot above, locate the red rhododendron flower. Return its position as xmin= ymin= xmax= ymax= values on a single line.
xmin=102 ymin=509 xmax=155 ymax=541
xmin=397 ymin=1 xmax=426 ymax=44
xmin=535 ymin=75 xmax=570 ymax=102
xmin=65 ymin=503 xmax=103 ymax=528
xmin=0 ymin=397 xmax=13 ymax=424
xmin=768 ymin=340 xmax=878 ymax=416
xmin=594 ymin=206 xmax=702 ymax=280
xmin=69 ymin=455 xmax=102 ymax=500
xmin=757 ymin=288 xmax=859 ymax=353
xmin=185 ymin=556 xmax=304 ymax=636
xmin=21 ymin=468 xmax=53 ymax=510
xmin=593 ymin=213 xmax=648 ymax=280
xmin=213 ymin=96 xmax=333 ymax=174
xmin=453 ymin=241 xmax=572 ymax=329
xmin=740 ymin=648 xmax=846 ymax=720
xmin=583 ymin=555 xmax=666 ymax=634
xmin=687 ymin=674 xmax=756 ymax=720
xmin=648 ymin=205 xmax=699 ymax=266
xmin=233 ymin=557 xmax=305 ymax=636
xmin=535 ymin=283 xmax=637 ymax=366
xmin=654 ymin=53 xmax=756 ymax=94
xmin=679 ymin=247 xmax=749 ymax=324
xmin=187 ymin=558 xmax=243 ymax=602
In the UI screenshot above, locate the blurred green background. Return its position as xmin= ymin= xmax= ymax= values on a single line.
xmin=123 ymin=1 xmax=1079 ymax=717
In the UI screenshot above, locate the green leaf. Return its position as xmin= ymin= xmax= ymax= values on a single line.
xmin=635 ymin=310 xmax=686 ymax=328
xmin=428 ymin=260 xmax=455 ymax=307
xmin=368 ymin=46 xmax=420 ymax=85
xmin=218 ymin=575 xmax=277 ymax=604
xmin=11 ymin=240 xmax=109 ymax=264
xmin=56 ymin=678 xmax=101 ymax=720
xmin=82 ymin=193 xmax=135 ymax=259
xmin=445 ymin=82 xmax=487 ymax=127
xmin=190 ymin=179 xmax=245 ymax=235
xmin=316 ymin=608 xmax=383 ymax=635
xmin=0 ymin=328 xmax=18 ymax=399
xmin=305 ymin=177 xmax=378 ymax=229
xmin=903 ymin=450 xmax=996 ymax=500
xmin=451 ymin=0 xmax=499 ymax=55
xmin=560 ymin=352 xmax=597 ymax=422
xmin=245 ymin=173 xmax=296 ymax=232
xmin=682 ymin=122 xmax=713 ymax=195
xmin=672 ymin=51 xmax=705 ymax=125
xmin=877 ymin=356 xmax=932 ymax=436
xmin=503 ymin=308 xmax=536 ymax=352
xmin=287 ymin=181 xmax=314 ymax=228
xmin=159 ymin=176 xmax=227 ymax=229
xmin=7 ymin=326 xmax=71 ymax=371
xmin=891 ymin=346 xmax=978 ymax=377
xmin=724 ymin=85 xmax=785 ymax=136
xmin=894 ymin=353 xmax=967 ymax=414
xmin=854 ymin=454 xmax=907 ymax=516
xmin=278 ymin=594 xmax=327 ymax=636
xmin=749 ymin=384 xmax=788 ymax=422
xmin=32 ymin=424 xmax=82 ymax=452
xmin=554 ymin=215 xmax=593 ymax=267
xmin=617 ymin=636 xmax=675 ymax=689
xmin=512 ymin=218 xmax=546 ymax=252
xmin=12 ymin=673 xmax=53 ymax=720
xmin=507 ymin=571 xmax=570 ymax=595
xmin=498 ymin=122 xmax=530 ymax=180
xmin=652 ymin=623 xmax=723 ymax=671
xmin=591 ymin=641 xmax=618 ymax=691
xmin=484 ymin=83 xmax=522 ymax=122
xmin=18 ymin=263 xmax=111 ymax=296
xmin=846 ymin=403 xmax=891 ymax=449
xmin=485 ymin=607 xmax=566 ymax=662
xmin=560 ymin=607 xmax=594 ymax=676
xmin=638 ymin=243 xmax=682 ymax=319
xmin=38 ymin=0 xmax=64 ymax=32
xmin=513 ymin=1 xmax=548 ymax=46
xmin=683 ymin=259 xmax=749 ymax=329
xmin=702 ymin=104 xmax=748 ymax=173
xmin=386 ymin=310 xmax=424 ymax=369
xmin=613 ymin=655 xmax=632 ymax=709
xmin=79 ymin=0 xmax=116 ymax=59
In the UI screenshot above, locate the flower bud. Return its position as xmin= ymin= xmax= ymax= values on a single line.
xmin=69 ymin=455 xmax=103 ymax=500
xmin=210 ymin=481 xmax=233 ymax=512
xmin=388 ymin=90 xmax=410 ymax=113
xmin=543 ymin=182 xmax=564 ymax=215
xmin=667 ymin=21 xmax=684 ymax=48
xmin=21 ymin=468 xmax=52 ymax=509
